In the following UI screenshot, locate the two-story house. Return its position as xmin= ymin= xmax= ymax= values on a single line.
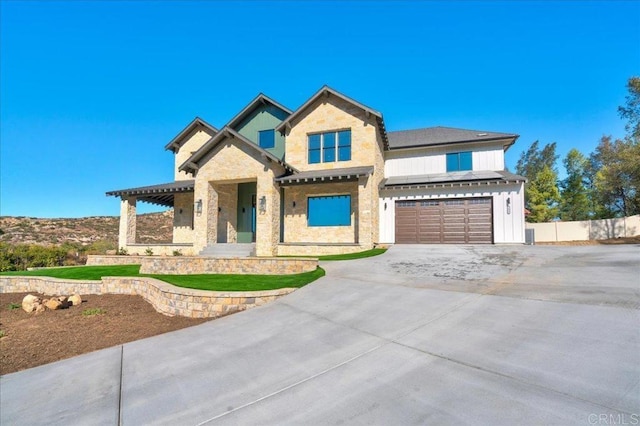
xmin=107 ymin=86 xmax=525 ymax=256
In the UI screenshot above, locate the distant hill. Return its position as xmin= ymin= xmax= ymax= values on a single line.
xmin=0 ymin=210 xmax=174 ymax=246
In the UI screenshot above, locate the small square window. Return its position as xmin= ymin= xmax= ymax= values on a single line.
xmin=258 ymin=129 xmax=275 ymax=149
xmin=446 ymin=151 xmax=472 ymax=172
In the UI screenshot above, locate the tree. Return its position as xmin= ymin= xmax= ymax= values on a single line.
xmin=618 ymin=76 xmax=640 ymax=140
xmin=527 ymin=165 xmax=561 ymax=222
xmin=559 ymin=149 xmax=591 ymax=221
xmin=515 ymin=141 xmax=559 ymax=178
xmin=589 ymin=136 xmax=640 ymax=217
xmin=516 ymin=141 xmax=560 ymax=221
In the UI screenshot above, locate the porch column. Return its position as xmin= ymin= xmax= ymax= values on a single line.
xmin=255 ymin=173 xmax=280 ymax=257
xmin=193 ymin=181 xmax=218 ymax=252
xmin=357 ymin=175 xmax=373 ymax=249
xmin=119 ymin=196 xmax=137 ymax=249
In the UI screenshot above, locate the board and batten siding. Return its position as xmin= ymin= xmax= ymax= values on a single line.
xmin=235 ymin=104 xmax=289 ymax=160
xmin=378 ymin=183 xmax=525 ymax=244
xmin=384 ymin=142 xmax=506 ymax=177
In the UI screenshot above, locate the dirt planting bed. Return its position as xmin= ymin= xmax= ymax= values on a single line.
xmin=0 ymin=292 xmax=210 ymax=375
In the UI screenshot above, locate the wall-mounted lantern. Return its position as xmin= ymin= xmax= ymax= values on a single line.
xmin=259 ymin=195 xmax=267 ymax=213
xmin=506 ymin=197 xmax=511 ymax=215
xmin=292 ymin=201 xmax=296 ymax=208
xmin=195 ymin=199 xmax=203 ymax=215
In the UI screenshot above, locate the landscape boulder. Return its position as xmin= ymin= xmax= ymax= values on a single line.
xmin=44 ymin=298 xmax=63 ymax=310
xmin=68 ymin=294 xmax=82 ymax=306
xmin=22 ymin=294 xmax=42 ymax=313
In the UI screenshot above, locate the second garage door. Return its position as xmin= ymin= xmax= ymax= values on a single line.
xmin=395 ymin=198 xmax=493 ymax=244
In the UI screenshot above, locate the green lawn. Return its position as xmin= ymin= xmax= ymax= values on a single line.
xmin=0 ymin=264 xmax=325 ymax=291
xmin=317 ymin=248 xmax=387 ymax=261
xmin=281 ymin=248 xmax=388 ymax=261
xmin=0 ymin=265 xmax=141 ymax=280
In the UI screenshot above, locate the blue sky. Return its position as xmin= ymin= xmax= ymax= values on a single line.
xmin=1 ymin=1 xmax=638 ymax=218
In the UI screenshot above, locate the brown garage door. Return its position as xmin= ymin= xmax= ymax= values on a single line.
xmin=395 ymin=198 xmax=493 ymax=244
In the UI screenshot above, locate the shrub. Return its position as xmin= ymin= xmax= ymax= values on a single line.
xmin=172 ymin=249 xmax=183 ymax=256
xmin=117 ymin=247 xmax=128 ymax=256
xmin=8 ymin=303 xmax=21 ymax=310
xmin=82 ymin=308 xmax=106 ymax=316
xmin=145 ymin=247 xmax=154 ymax=256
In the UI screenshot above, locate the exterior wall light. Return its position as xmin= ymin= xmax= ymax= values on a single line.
xmin=506 ymin=197 xmax=511 ymax=215
xmin=259 ymin=195 xmax=267 ymax=213
xmin=293 ymin=201 xmax=296 ymax=208
xmin=195 ymin=199 xmax=203 ymax=215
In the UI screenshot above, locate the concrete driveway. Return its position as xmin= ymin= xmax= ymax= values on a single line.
xmin=2 ymin=245 xmax=639 ymax=425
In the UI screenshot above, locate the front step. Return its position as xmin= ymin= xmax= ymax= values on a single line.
xmin=199 ymin=243 xmax=256 ymax=257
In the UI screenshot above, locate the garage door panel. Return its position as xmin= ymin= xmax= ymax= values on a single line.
xmin=395 ymin=198 xmax=493 ymax=244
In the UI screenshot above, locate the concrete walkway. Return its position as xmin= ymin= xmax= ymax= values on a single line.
xmin=1 ymin=245 xmax=639 ymax=425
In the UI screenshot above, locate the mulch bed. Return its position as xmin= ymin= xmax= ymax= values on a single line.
xmin=0 ymin=292 xmax=210 ymax=375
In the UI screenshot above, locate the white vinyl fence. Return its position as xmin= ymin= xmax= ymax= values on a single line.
xmin=525 ymin=215 xmax=640 ymax=242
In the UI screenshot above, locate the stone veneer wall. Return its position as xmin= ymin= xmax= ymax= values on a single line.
xmin=282 ymin=181 xmax=359 ymax=244
xmin=0 ymin=276 xmax=295 ymax=318
xmin=86 ymin=255 xmax=318 ymax=275
xmin=277 ymin=244 xmax=365 ymax=256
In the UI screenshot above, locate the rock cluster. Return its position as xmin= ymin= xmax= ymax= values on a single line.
xmin=22 ymin=294 xmax=82 ymax=313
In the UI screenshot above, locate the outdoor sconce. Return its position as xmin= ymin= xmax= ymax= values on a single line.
xmin=506 ymin=197 xmax=511 ymax=215
xmin=384 ymin=202 xmax=387 ymax=210
xmin=259 ymin=195 xmax=267 ymax=213
xmin=292 ymin=201 xmax=296 ymax=208
xmin=195 ymin=199 xmax=203 ymax=215
xmin=218 ymin=207 xmax=221 ymax=212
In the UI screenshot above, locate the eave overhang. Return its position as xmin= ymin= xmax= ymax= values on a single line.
xmin=275 ymin=85 xmax=389 ymax=150
xmin=106 ymin=180 xmax=195 ymax=207
xmin=276 ymin=166 xmax=374 ymax=186
xmin=179 ymin=127 xmax=298 ymax=176
xmin=164 ymin=117 xmax=218 ymax=153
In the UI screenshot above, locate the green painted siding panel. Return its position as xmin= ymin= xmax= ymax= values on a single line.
xmin=235 ymin=105 xmax=289 ymax=160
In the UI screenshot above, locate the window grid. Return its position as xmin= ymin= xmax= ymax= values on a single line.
xmin=308 ymin=130 xmax=351 ymax=164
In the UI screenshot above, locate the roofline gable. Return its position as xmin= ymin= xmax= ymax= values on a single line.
xmin=164 ymin=117 xmax=219 ymax=152
xmin=226 ymin=93 xmax=293 ymax=130
xmin=275 ymin=85 xmax=389 ymax=149
xmin=178 ymin=126 xmax=298 ymax=176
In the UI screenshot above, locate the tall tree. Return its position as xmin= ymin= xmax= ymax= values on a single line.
xmin=516 ymin=141 xmax=559 ymax=221
xmin=618 ymin=76 xmax=640 ymax=140
xmin=589 ymin=136 xmax=640 ymax=217
xmin=527 ymin=165 xmax=561 ymax=223
xmin=559 ymin=149 xmax=591 ymax=221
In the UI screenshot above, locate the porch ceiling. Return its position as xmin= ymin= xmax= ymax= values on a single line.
xmin=106 ymin=180 xmax=194 ymax=207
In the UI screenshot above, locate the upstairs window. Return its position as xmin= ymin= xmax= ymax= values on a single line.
xmin=258 ymin=129 xmax=275 ymax=149
xmin=308 ymin=134 xmax=321 ymax=164
xmin=446 ymin=151 xmax=472 ymax=172
xmin=307 ymin=195 xmax=351 ymax=226
xmin=308 ymin=130 xmax=351 ymax=164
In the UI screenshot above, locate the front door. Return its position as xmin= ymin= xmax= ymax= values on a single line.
xmin=237 ymin=182 xmax=257 ymax=243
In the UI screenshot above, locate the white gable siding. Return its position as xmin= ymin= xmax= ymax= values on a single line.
xmin=384 ymin=141 xmax=506 ymax=178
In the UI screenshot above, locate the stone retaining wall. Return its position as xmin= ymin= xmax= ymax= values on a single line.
xmin=0 ymin=276 xmax=295 ymax=318
xmin=86 ymin=255 xmax=146 ymax=266
xmin=277 ymin=243 xmax=366 ymax=256
xmin=86 ymin=255 xmax=318 ymax=275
